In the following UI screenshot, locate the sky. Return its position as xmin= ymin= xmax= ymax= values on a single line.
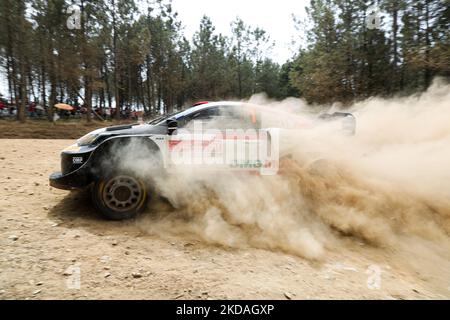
xmin=170 ymin=0 xmax=308 ymax=64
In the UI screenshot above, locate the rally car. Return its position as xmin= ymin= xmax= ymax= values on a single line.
xmin=49 ymin=101 xmax=355 ymax=220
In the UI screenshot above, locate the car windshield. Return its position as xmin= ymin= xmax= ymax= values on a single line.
xmin=147 ymin=104 xmax=213 ymax=125
xmin=147 ymin=110 xmax=184 ymax=125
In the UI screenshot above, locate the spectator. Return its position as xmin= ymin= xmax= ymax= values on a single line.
xmin=0 ymin=101 xmax=5 ymax=117
xmin=125 ymin=106 xmax=131 ymax=119
xmin=28 ymin=102 xmax=37 ymax=118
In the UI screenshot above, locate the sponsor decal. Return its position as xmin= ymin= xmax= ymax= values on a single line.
xmin=72 ymin=156 xmax=83 ymax=164
xmin=167 ymin=120 xmax=279 ymax=175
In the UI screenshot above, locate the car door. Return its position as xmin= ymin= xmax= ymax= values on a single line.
xmin=168 ymin=105 xmax=274 ymax=173
xmin=168 ymin=107 xmax=223 ymax=169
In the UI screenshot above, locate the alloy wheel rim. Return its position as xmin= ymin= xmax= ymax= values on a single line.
xmin=102 ymin=175 xmax=143 ymax=212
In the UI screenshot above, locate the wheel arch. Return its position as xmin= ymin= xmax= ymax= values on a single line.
xmin=88 ymin=135 xmax=163 ymax=180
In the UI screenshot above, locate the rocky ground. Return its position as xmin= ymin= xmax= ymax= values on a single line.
xmin=0 ymin=139 xmax=449 ymax=299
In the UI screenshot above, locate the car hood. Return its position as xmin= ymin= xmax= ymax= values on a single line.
xmin=97 ymin=123 xmax=167 ymax=137
xmin=76 ymin=123 xmax=167 ymax=148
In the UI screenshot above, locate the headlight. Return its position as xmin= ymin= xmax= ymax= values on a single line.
xmin=63 ymin=144 xmax=81 ymax=152
xmin=77 ymin=133 xmax=98 ymax=146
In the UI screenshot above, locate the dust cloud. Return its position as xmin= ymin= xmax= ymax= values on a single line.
xmin=135 ymin=78 xmax=450 ymax=262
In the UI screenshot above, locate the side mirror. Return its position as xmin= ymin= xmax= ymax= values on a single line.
xmin=167 ymin=119 xmax=178 ymax=135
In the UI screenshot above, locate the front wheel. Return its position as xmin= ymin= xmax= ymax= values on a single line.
xmin=92 ymin=173 xmax=148 ymax=220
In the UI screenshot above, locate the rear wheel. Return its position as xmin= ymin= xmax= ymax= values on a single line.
xmin=92 ymin=173 xmax=148 ymax=220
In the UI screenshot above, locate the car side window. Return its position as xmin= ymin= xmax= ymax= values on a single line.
xmin=216 ymin=106 xmax=260 ymax=129
xmin=179 ymin=105 xmax=260 ymax=130
xmin=192 ymin=107 xmax=219 ymax=120
xmin=179 ymin=107 xmax=220 ymax=129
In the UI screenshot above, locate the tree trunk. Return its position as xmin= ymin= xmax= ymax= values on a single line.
xmin=17 ymin=63 xmax=27 ymax=123
xmin=80 ymin=0 xmax=92 ymax=122
xmin=392 ymin=1 xmax=399 ymax=92
xmin=85 ymin=75 xmax=92 ymax=122
xmin=146 ymin=57 xmax=153 ymax=114
xmin=48 ymin=76 xmax=57 ymax=122
xmin=424 ymin=0 xmax=432 ymax=88
xmin=16 ymin=2 xmax=27 ymax=123
xmin=41 ymin=65 xmax=46 ymax=108
xmin=112 ymin=0 xmax=120 ymax=120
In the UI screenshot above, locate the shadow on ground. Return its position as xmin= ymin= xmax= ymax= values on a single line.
xmin=46 ymin=188 xmax=178 ymax=238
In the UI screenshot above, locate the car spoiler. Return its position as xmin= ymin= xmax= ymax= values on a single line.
xmin=318 ymin=112 xmax=356 ymax=135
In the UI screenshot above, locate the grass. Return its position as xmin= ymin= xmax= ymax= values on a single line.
xmin=0 ymin=118 xmax=136 ymax=139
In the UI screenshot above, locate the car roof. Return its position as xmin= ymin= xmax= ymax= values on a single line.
xmin=192 ymin=101 xmax=250 ymax=111
xmin=173 ymin=101 xmax=252 ymax=118
xmin=166 ymin=100 xmax=314 ymax=129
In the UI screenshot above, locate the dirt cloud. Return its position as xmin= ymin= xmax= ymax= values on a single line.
xmin=134 ymin=78 xmax=450 ymax=262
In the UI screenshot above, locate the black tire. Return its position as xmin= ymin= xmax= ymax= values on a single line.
xmin=92 ymin=172 xmax=148 ymax=220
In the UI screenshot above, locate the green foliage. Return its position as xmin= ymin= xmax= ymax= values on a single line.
xmin=0 ymin=0 xmax=284 ymax=118
xmin=0 ymin=0 xmax=448 ymax=119
xmin=290 ymin=0 xmax=450 ymax=105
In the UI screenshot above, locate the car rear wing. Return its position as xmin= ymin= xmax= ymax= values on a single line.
xmin=319 ymin=112 xmax=356 ymax=135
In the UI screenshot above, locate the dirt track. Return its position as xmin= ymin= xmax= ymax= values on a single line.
xmin=0 ymin=139 xmax=449 ymax=299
